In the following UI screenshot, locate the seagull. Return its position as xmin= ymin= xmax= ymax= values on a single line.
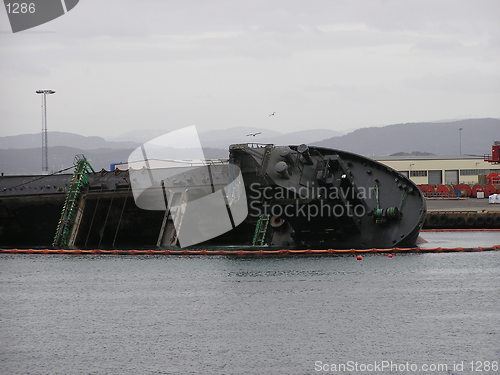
xmin=269 ymin=112 xmax=276 ymax=117
xmin=246 ymin=132 xmax=262 ymax=137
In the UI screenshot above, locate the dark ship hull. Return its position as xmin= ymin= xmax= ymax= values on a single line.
xmin=0 ymin=144 xmax=426 ymax=250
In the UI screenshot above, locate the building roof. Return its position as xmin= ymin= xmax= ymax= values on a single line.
xmin=375 ymin=155 xmax=484 ymax=161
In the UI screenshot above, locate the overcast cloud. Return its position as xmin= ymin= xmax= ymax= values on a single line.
xmin=0 ymin=0 xmax=499 ymax=138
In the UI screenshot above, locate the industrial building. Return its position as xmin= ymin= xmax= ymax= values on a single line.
xmin=376 ymin=155 xmax=500 ymax=185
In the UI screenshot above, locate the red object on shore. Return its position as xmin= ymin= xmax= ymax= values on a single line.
xmin=483 ymin=184 xmax=496 ymax=197
xmin=418 ymin=184 xmax=435 ymax=196
xmin=471 ymin=184 xmax=484 ymax=197
xmin=487 ymin=173 xmax=500 ymax=185
xmin=387 ymin=254 xmax=393 ymax=258
xmin=453 ymin=184 xmax=472 ymax=197
xmin=471 ymin=184 xmax=496 ymax=197
xmin=436 ymin=184 xmax=452 ymax=197
xmin=484 ymin=143 xmax=500 ymax=164
xmin=356 ymin=255 xmax=363 ymax=260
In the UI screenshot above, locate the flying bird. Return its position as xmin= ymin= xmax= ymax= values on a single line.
xmin=269 ymin=112 xmax=276 ymax=117
xmin=246 ymin=132 xmax=262 ymax=137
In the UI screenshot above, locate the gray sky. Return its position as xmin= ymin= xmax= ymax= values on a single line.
xmin=1 ymin=0 xmax=499 ymax=138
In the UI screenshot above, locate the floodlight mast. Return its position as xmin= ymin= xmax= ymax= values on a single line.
xmin=36 ymin=89 xmax=56 ymax=174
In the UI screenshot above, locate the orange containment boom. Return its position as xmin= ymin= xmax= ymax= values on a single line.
xmin=420 ymin=228 xmax=500 ymax=232
xmin=1 ymin=246 xmax=499 ymax=255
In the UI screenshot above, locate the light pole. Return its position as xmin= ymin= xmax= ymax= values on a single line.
xmin=36 ymin=89 xmax=56 ymax=174
xmin=459 ymin=127 xmax=463 ymax=156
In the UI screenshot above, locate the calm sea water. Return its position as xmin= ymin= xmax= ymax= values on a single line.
xmin=1 ymin=235 xmax=499 ymax=374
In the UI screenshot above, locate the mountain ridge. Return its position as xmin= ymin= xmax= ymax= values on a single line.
xmin=1 ymin=118 xmax=498 ymax=175
xmin=313 ymin=118 xmax=499 ymax=156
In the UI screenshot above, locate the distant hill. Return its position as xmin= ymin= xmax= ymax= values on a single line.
xmin=390 ymin=151 xmax=435 ymax=156
xmin=1 ymin=128 xmax=341 ymax=151
xmin=1 ymin=119 xmax=498 ymax=175
xmin=198 ymin=127 xmax=341 ymax=148
xmin=0 ymin=147 xmax=133 ymax=175
xmin=313 ymin=118 xmax=500 ymax=156
xmin=258 ymin=129 xmax=342 ymax=147
xmin=0 ymin=146 xmax=227 ymax=175
xmin=110 ymin=127 xmax=341 ymax=148
xmin=0 ymin=131 xmax=138 ymax=150
xmin=198 ymin=127 xmax=281 ymax=148
xmin=0 ymin=127 xmax=341 ymax=174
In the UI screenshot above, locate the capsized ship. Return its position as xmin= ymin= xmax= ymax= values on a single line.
xmin=0 ymin=144 xmax=426 ymax=250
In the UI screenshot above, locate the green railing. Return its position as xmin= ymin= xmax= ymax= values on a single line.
xmin=252 ymin=214 xmax=270 ymax=246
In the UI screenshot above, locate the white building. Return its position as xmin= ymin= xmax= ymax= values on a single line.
xmin=376 ymin=155 xmax=500 ymax=185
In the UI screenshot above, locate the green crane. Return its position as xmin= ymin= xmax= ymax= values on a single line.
xmin=52 ymin=155 xmax=94 ymax=248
